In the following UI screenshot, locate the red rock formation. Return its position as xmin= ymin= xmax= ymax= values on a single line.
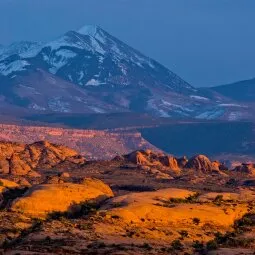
xmin=0 ymin=141 xmax=86 ymax=176
xmin=186 ymin=155 xmax=213 ymax=172
xmin=127 ymin=151 xmax=151 ymax=165
xmin=158 ymin=156 xmax=180 ymax=171
xmin=124 ymin=150 xmax=180 ymax=172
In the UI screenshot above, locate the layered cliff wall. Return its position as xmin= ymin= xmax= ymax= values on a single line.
xmin=0 ymin=124 xmax=158 ymax=160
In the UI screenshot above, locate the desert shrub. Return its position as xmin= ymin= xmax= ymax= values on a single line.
xmin=49 ymin=211 xmax=65 ymax=220
xmin=192 ymin=240 xmax=204 ymax=252
xmin=117 ymin=184 xmax=156 ymax=192
xmin=227 ymin=238 xmax=254 ymax=248
xmin=169 ymin=197 xmax=186 ymax=203
xmin=141 ymin=243 xmax=153 ymax=250
xmin=48 ymin=201 xmax=99 ymax=220
xmin=87 ymin=241 xmax=106 ymax=249
xmin=169 ymin=192 xmax=200 ymax=204
xmin=126 ymin=230 xmax=136 ymax=238
xmin=225 ymin=178 xmax=239 ymax=187
xmin=171 ymin=239 xmax=184 ymax=250
xmin=214 ymin=231 xmax=235 ymax=244
xmin=206 ymin=240 xmax=218 ymax=250
xmin=193 ymin=217 xmax=201 ymax=225
xmin=186 ymin=192 xmax=200 ymax=203
xmin=213 ymin=215 xmax=255 ymax=249
xmin=111 ymin=215 xmax=120 ymax=219
xmin=111 ymin=202 xmax=123 ymax=208
xmin=213 ymin=231 xmax=254 ymax=248
xmin=234 ymin=213 xmax=255 ymax=229
xmin=213 ymin=195 xmax=223 ymax=205
xmin=178 ymin=230 xmax=189 ymax=239
xmin=0 ymin=187 xmax=28 ymax=209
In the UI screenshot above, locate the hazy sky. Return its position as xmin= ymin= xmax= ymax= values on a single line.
xmin=0 ymin=0 xmax=255 ymax=87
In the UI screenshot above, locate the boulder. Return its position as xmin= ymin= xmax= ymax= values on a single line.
xmin=81 ymin=178 xmax=113 ymax=195
xmin=101 ymin=188 xmax=247 ymax=227
xmin=0 ymin=178 xmax=19 ymax=196
xmin=126 ymin=151 xmax=150 ymax=165
xmin=158 ymin=156 xmax=180 ymax=171
xmin=0 ymin=178 xmax=19 ymax=189
xmin=58 ymin=172 xmax=70 ymax=179
xmin=11 ymin=179 xmax=113 ymax=218
xmin=17 ymin=177 xmax=31 ymax=187
xmin=44 ymin=176 xmax=63 ymax=184
xmin=186 ymin=155 xmax=213 ymax=172
xmin=155 ymin=172 xmax=173 ymax=180
xmin=211 ymin=161 xmax=220 ymax=171
xmin=0 ymin=158 xmax=10 ymax=174
xmin=125 ymin=151 xmax=181 ymax=173
xmin=27 ymin=170 xmax=41 ymax=178
xmin=211 ymin=161 xmax=228 ymax=171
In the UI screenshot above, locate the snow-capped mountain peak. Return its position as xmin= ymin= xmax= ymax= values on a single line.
xmin=77 ymin=24 xmax=100 ymax=37
xmin=1 ymin=25 xmax=250 ymax=120
xmin=0 ymin=25 xmax=198 ymax=93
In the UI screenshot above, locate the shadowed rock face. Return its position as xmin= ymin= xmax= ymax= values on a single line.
xmin=0 ymin=141 xmax=85 ymax=176
xmin=234 ymin=163 xmax=255 ymax=175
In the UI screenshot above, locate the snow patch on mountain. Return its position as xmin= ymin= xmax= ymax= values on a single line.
xmin=0 ymin=41 xmax=43 ymax=60
xmin=86 ymin=79 xmax=102 ymax=86
xmin=219 ymin=103 xmax=247 ymax=108
xmin=0 ymin=60 xmax=30 ymax=76
xmin=190 ymin=95 xmax=209 ymax=101
xmin=78 ymin=25 xmax=98 ymax=37
xmin=48 ymin=97 xmax=70 ymax=113
xmin=89 ymin=106 xmax=106 ymax=113
xmin=45 ymin=34 xmax=84 ymax=51
xmin=196 ymin=109 xmax=224 ymax=120
xmin=161 ymin=100 xmax=194 ymax=113
xmin=147 ymin=99 xmax=195 ymax=117
xmin=49 ymin=49 xmax=77 ymax=74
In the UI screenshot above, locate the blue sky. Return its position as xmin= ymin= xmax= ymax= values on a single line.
xmin=0 ymin=0 xmax=255 ymax=87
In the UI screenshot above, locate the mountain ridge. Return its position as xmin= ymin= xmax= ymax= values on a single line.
xmin=211 ymin=77 xmax=255 ymax=102
xmin=0 ymin=25 xmax=253 ymax=120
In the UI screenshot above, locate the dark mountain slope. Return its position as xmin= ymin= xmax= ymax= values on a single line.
xmin=211 ymin=78 xmax=255 ymax=102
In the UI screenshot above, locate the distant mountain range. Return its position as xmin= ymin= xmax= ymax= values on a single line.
xmin=0 ymin=25 xmax=254 ymax=121
xmin=212 ymin=78 xmax=255 ymax=102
